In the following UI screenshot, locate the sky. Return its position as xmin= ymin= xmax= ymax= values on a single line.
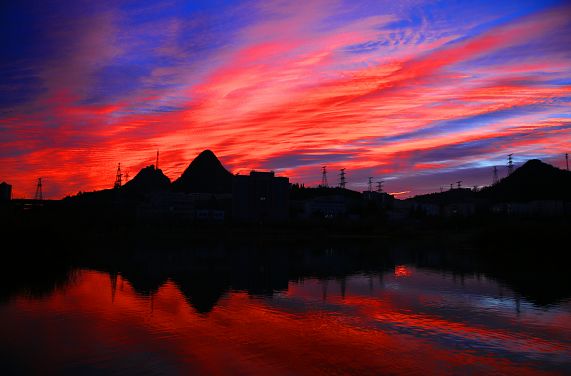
xmin=1 ymin=0 xmax=570 ymax=199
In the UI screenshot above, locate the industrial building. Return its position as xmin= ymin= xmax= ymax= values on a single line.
xmin=0 ymin=182 xmax=12 ymax=201
xmin=232 ymin=171 xmax=289 ymax=223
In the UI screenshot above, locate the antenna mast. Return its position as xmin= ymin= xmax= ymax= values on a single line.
xmin=114 ymin=163 xmax=122 ymax=189
xmin=156 ymin=150 xmax=159 ymax=170
xmin=566 ymin=153 xmax=569 ymax=171
xmin=338 ymin=168 xmax=346 ymax=189
xmin=368 ymin=177 xmax=373 ymax=192
xmin=321 ymin=166 xmax=328 ymax=188
xmin=35 ymin=178 xmax=43 ymax=200
xmin=493 ymin=166 xmax=499 ymax=185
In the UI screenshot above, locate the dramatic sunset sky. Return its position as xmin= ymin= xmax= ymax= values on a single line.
xmin=1 ymin=0 xmax=570 ymax=198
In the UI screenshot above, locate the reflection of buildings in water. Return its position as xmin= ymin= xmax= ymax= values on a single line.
xmin=109 ymin=272 xmax=118 ymax=303
xmin=2 ymin=245 xmax=570 ymax=315
xmin=102 ymin=247 xmax=571 ymax=313
xmin=96 ymin=247 xmax=392 ymax=313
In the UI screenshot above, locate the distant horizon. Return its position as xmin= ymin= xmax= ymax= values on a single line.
xmin=5 ymin=151 xmax=568 ymax=201
xmin=1 ymin=0 xmax=570 ymax=199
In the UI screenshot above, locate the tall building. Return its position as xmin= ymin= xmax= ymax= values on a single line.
xmin=0 ymin=182 xmax=12 ymax=201
xmin=233 ymin=171 xmax=289 ymax=222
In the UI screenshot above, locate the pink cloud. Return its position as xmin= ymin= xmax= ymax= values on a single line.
xmin=1 ymin=2 xmax=570 ymax=198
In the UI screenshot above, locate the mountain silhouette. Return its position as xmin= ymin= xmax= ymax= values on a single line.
xmin=172 ymin=150 xmax=233 ymax=194
xmin=122 ymin=165 xmax=170 ymax=195
xmin=410 ymin=159 xmax=570 ymax=204
xmin=479 ymin=159 xmax=571 ymax=202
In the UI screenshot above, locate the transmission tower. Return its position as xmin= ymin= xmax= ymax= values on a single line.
xmin=507 ymin=154 xmax=514 ymax=175
xmin=35 ymin=178 xmax=43 ymax=200
xmin=456 ymin=180 xmax=462 ymax=189
xmin=376 ymin=180 xmax=384 ymax=193
xmin=124 ymin=171 xmax=130 ymax=183
xmin=338 ymin=168 xmax=346 ymax=189
xmin=368 ymin=177 xmax=373 ymax=192
xmin=114 ymin=163 xmax=123 ymax=189
xmin=493 ymin=166 xmax=499 ymax=185
xmin=321 ymin=166 xmax=328 ymax=188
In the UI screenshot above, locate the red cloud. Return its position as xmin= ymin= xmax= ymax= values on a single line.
xmin=1 ymin=3 xmax=570 ymax=197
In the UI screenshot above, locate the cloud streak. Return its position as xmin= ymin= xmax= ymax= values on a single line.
xmin=1 ymin=0 xmax=570 ymax=198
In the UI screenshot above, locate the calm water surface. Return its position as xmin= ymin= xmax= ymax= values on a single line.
xmin=0 ymin=245 xmax=570 ymax=375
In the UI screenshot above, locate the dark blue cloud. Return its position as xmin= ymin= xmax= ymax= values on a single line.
xmin=82 ymin=64 xmax=153 ymax=105
xmin=375 ymin=102 xmax=561 ymax=146
xmin=262 ymin=149 xmax=358 ymax=170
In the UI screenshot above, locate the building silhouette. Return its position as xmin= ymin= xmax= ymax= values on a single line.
xmin=233 ymin=171 xmax=289 ymax=222
xmin=0 ymin=182 xmax=12 ymax=201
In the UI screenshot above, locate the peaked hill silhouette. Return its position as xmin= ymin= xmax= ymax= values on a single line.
xmin=122 ymin=165 xmax=170 ymax=196
xmin=172 ymin=150 xmax=233 ymax=194
xmin=411 ymin=159 xmax=571 ymax=204
xmin=479 ymin=159 xmax=571 ymax=202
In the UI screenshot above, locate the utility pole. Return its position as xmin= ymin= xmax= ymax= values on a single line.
xmin=35 ymin=178 xmax=43 ymax=200
xmin=156 ymin=150 xmax=159 ymax=170
xmin=339 ymin=168 xmax=346 ymax=189
xmin=566 ymin=153 xmax=569 ymax=171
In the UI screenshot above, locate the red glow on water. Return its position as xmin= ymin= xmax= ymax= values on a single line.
xmin=394 ymin=265 xmax=412 ymax=277
xmin=1 ymin=271 xmax=569 ymax=374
